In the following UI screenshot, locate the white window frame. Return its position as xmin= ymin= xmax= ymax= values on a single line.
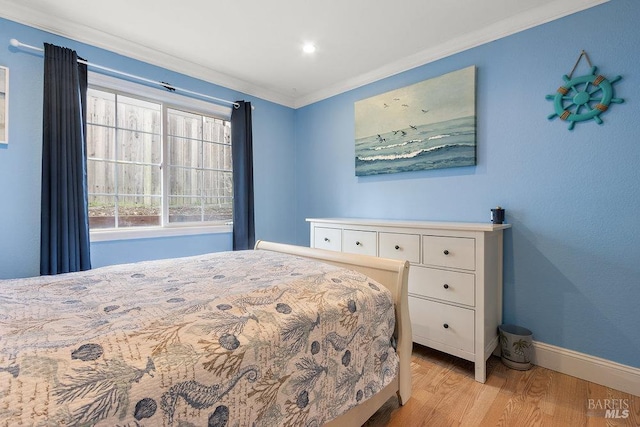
xmin=88 ymin=72 xmax=233 ymax=242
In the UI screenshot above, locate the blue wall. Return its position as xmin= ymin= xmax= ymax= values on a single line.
xmin=294 ymin=0 xmax=640 ymax=368
xmin=1 ymin=1 xmax=639 ymax=369
xmin=0 ymin=17 xmax=297 ymax=278
xmin=90 ymin=233 xmax=233 ymax=269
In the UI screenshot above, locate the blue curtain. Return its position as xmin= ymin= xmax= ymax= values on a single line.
xmin=40 ymin=43 xmax=91 ymax=275
xmin=231 ymin=101 xmax=255 ymax=250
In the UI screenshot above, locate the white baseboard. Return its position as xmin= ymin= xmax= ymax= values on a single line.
xmin=531 ymin=341 xmax=640 ymax=397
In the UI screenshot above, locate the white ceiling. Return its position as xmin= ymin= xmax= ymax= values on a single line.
xmin=1 ymin=0 xmax=608 ymax=108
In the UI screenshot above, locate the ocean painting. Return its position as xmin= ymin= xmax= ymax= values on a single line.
xmin=355 ymin=66 xmax=476 ymax=176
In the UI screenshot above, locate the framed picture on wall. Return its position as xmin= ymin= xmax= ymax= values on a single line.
xmin=354 ymin=66 xmax=476 ymax=176
xmin=0 ymin=66 xmax=7 ymax=145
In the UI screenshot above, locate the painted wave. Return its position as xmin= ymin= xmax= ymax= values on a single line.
xmin=372 ymin=139 xmax=422 ymax=151
xmin=355 ymin=116 xmax=476 ymax=176
xmin=358 ymin=144 xmax=450 ymax=162
xmin=356 ymin=144 xmax=475 ymax=176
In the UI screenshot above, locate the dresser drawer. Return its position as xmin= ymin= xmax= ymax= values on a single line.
xmin=379 ymin=232 xmax=420 ymax=263
xmin=343 ymin=229 xmax=377 ymax=256
xmin=408 ymin=265 xmax=475 ymax=307
xmin=423 ymin=235 xmax=475 ymax=270
xmin=313 ymin=227 xmax=342 ymax=251
xmin=409 ymin=297 xmax=475 ymax=354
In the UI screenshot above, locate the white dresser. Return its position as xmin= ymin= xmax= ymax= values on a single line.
xmin=307 ymin=218 xmax=510 ymax=383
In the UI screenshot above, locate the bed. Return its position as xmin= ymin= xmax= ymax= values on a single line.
xmin=0 ymin=241 xmax=411 ymax=426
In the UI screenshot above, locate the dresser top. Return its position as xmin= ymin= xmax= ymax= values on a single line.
xmin=306 ymin=217 xmax=511 ymax=232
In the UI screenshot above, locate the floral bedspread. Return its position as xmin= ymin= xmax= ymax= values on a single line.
xmin=0 ymin=250 xmax=398 ymax=426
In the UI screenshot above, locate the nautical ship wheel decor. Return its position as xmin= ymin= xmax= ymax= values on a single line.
xmin=546 ymin=51 xmax=624 ymax=130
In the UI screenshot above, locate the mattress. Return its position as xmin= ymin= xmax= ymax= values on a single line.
xmin=0 ymin=249 xmax=398 ymax=426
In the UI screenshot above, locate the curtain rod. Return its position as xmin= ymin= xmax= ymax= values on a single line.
xmin=9 ymin=38 xmax=241 ymax=109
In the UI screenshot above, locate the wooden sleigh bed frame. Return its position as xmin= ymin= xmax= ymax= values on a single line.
xmin=254 ymin=241 xmax=412 ymax=425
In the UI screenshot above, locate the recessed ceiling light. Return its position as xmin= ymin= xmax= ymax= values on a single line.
xmin=302 ymin=43 xmax=316 ymax=54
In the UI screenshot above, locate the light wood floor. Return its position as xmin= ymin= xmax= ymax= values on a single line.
xmin=364 ymin=344 xmax=639 ymax=426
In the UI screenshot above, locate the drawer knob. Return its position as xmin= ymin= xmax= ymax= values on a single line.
xmin=443 ymin=323 xmax=449 ymax=329
xmin=443 ymin=250 xmax=450 ymax=255
xmin=324 ymin=237 xmax=330 ymax=242
xmin=356 ymin=241 xmax=361 ymax=246
xmin=395 ymin=245 xmax=400 ymax=250
xmin=443 ymin=284 xmax=449 ymax=289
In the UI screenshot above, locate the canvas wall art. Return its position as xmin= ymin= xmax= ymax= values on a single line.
xmin=355 ymin=66 xmax=476 ymax=176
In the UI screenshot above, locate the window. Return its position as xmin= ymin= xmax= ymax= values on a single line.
xmin=86 ymin=81 xmax=232 ymax=236
xmin=166 ymin=109 xmax=232 ymax=223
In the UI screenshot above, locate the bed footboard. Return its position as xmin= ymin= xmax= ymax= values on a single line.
xmin=254 ymin=240 xmax=412 ymax=422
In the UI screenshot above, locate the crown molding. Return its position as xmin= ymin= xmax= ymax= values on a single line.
xmin=1 ymin=0 xmax=608 ymax=110
xmin=0 ymin=1 xmax=296 ymax=108
xmin=293 ymin=0 xmax=609 ymax=108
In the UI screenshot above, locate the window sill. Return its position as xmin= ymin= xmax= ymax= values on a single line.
xmin=90 ymin=224 xmax=232 ymax=242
